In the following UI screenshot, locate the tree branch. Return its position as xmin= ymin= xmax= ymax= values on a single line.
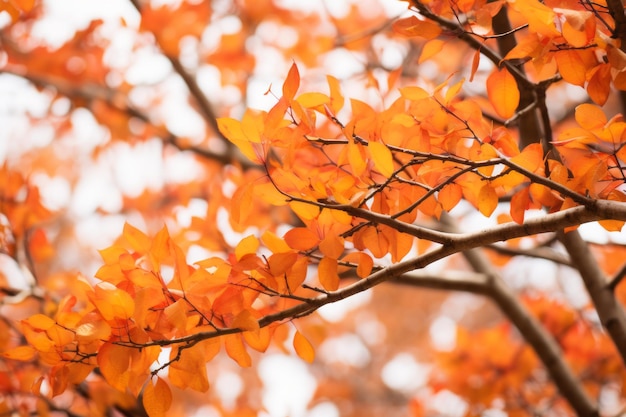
xmin=441 ymin=214 xmax=598 ymax=417
xmin=558 ymin=230 xmax=626 ymax=366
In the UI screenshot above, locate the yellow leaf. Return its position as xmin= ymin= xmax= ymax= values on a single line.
xmin=289 ymin=201 xmax=319 ymax=221
xmin=296 ymin=92 xmax=329 ymax=108
xmin=217 ymin=117 xmax=261 ymax=163
xmin=261 ymin=230 xmax=291 ymax=253
xmin=143 ymin=377 xmax=172 ymax=417
xmin=235 ymin=234 xmax=259 ymax=261
xmin=487 ymin=67 xmax=519 ymax=119
xmin=368 ymin=141 xmax=394 ymax=178
xmin=293 ymin=330 xmax=315 ymax=363
xmin=419 ymin=39 xmax=445 ymax=64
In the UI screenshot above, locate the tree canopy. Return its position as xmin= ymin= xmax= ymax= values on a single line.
xmin=2 ymin=0 xmax=626 ymax=416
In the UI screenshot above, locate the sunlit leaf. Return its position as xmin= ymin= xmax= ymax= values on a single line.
xmin=486 ymin=67 xmax=519 ymax=119
xmin=293 ymin=330 xmax=315 ymax=363
xmin=143 ymin=377 xmax=172 ymax=417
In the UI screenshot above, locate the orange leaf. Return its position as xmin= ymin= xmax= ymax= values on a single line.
xmin=368 ymin=141 xmax=394 ymax=178
xmin=282 ymin=62 xmax=300 ymax=102
xmin=143 ymin=377 xmax=172 ymax=417
xmin=293 ymin=330 xmax=315 ymax=363
xmin=478 ymin=184 xmax=498 ymax=217
xmin=123 ymin=222 xmax=151 ymax=254
xmin=235 ymin=235 xmax=259 ymax=261
xmin=439 ymin=183 xmax=463 ymax=212
xmin=97 ymin=343 xmax=131 ymax=392
xmin=469 ymin=46 xmax=481 ymax=82
xmin=3 ymin=346 xmax=36 ymax=361
xmin=224 ymin=334 xmax=252 ymax=367
xmin=268 ymin=251 xmax=298 ymax=276
xmin=319 ymin=234 xmax=344 ymax=259
xmin=284 ymin=227 xmax=320 ymax=251
xmin=419 ymin=39 xmax=445 ymax=63
xmin=233 ymin=309 xmax=260 ymax=332
xmin=392 ymin=16 xmax=442 ymax=39
xmin=554 ymin=50 xmax=586 ymax=87
xmin=575 ymin=103 xmax=607 ymax=130
xmin=23 ymin=314 xmax=56 ymax=331
xmin=587 ymin=63 xmax=611 ymax=105
xmin=318 ymin=257 xmax=340 ymax=291
xmin=486 ymin=67 xmax=519 ymax=119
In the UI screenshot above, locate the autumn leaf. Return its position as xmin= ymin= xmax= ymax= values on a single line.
xmin=293 ymin=330 xmax=315 ymax=363
xmin=486 ymin=67 xmax=519 ymax=119
xmin=143 ymin=377 xmax=172 ymax=417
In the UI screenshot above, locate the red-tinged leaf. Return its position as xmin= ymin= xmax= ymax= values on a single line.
xmin=235 ymin=234 xmax=259 ymax=261
xmin=486 ymin=67 xmax=519 ymax=119
xmin=392 ymin=15 xmax=442 ymax=39
xmin=510 ymin=187 xmax=530 ymax=224
xmin=439 ymin=183 xmax=463 ymax=212
xmin=319 ymin=234 xmax=344 ymax=259
xmin=268 ymin=251 xmax=298 ymax=276
xmin=143 ymin=377 xmax=172 ymax=417
xmin=318 ymin=257 xmax=340 ymax=291
xmin=293 ymin=330 xmax=315 ymax=363
xmin=233 ymin=309 xmax=260 ymax=332
xmin=575 ymin=103 xmax=607 ymax=130
xmin=282 ymin=62 xmax=300 ymax=102
xmin=284 ymin=227 xmax=320 ymax=251
xmin=555 ymin=50 xmax=586 ymax=87
xmin=587 ymin=63 xmax=611 ymax=105
xmin=478 ymin=184 xmax=498 ymax=217
xmin=123 ymin=222 xmax=151 ymax=254
xmin=368 ymin=141 xmax=394 ymax=177
xmin=224 ymin=334 xmax=252 ymax=367
xmin=419 ymin=39 xmax=445 ymax=64
xmin=469 ymin=47 xmax=481 ymax=82
xmin=3 ymin=346 xmax=36 ymax=361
